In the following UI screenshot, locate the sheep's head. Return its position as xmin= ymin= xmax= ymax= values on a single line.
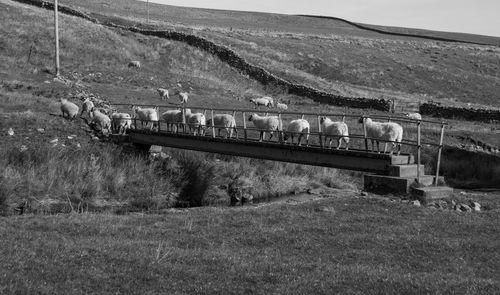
xmin=206 ymin=119 xmax=213 ymax=128
xmin=319 ymin=116 xmax=328 ymax=124
xmin=283 ymin=132 xmax=289 ymax=141
xmin=357 ymin=117 xmax=365 ymax=124
xmin=248 ymin=114 xmax=256 ymax=121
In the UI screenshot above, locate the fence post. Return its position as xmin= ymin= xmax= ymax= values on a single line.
xmin=232 ymin=111 xmax=237 ymax=139
xmin=417 ymin=121 xmax=421 ymax=184
xmin=156 ymin=106 xmax=160 ymax=133
xmin=182 ymin=105 xmax=186 ymax=133
xmin=317 ymin=115 xmax=323 ymax=148
xmin=278 ymin=113 xmax=283 ymax=143
xmin=242 ymin=111 xmax=247 ymax=141
xmin=211 ymin=109 xmax=215 ymax=138
xmin=435 ymin=123 xmax=445 ymax=186
xmin=362 ymin=117 xmax=368 ymax=151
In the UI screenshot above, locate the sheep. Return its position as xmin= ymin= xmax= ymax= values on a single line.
xmin=90 ymin=107 xmax=111 ymax=135
xmin=320 ymin=117 xmax=349 ymax=150
xmin=178 ymin=92 xmax=189 ymax=104
xmin=358 ymin=117 xmax=403 ymax=155
xmin=60 ymin=98 xmax=79 ymax=120
xmin=157 ymin=88 xmax=170 ymax=100
xmin=186 ymin=111 xmax=206 ymax=136
xmin=283 ymin=119 xmax=309 ymax=146
xmin=206 ymin=114 xmax=238 ymax=139
xmin=405 ymin=112 xmax=422 ymax=120
xmin=249 ymin=97 xmax=273 ymax=108
xmin=161 ymin=109 xmax=182 ymax=132
xmin=276 ymin=102 xmax=288 ymax=110
xmin=80 ymin=98 xmax=94 ymax=119
xmin=248 ymin=113 xmax=281 ymax=142
xmin=128 ymin=60 xmax=141 ymax=68
xmin=110 ymin=112 xmax=132 ymax=135
xmin=132 ymin=106 xmax=159 ymax=130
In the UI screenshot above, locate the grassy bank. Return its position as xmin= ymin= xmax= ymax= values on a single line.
xmin=1 ymin=195 xmax=499 ymax=294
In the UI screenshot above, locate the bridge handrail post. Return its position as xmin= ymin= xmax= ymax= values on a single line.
xmin=317 ymin=115 xmax=323 ymax=148
xmin=362 ymin=117 xmax=368 ymax=151
xmin=156 ymin=106 xmax=161 ymax=133
xmin=232 ymin=111 xmax=237 ymax=139
xmin=181 ymin=104 xmax=186 ymax=134
xmin=435 ymin=123 xmax=445 ymax=186
xmin=384 ymin=117 xmax=391 ymax=152
xmin=278 ymin=113 xmax=283 ymax=143
xmin=417 ymin=121 xmax=421 ymax=184
xmin=211 ymin=109 xmax=215 ymax=138
xmin=242 ymin=111 xmax=248 ymax=141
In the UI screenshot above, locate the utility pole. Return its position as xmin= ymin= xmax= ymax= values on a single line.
xmin=54 ymin=0 xmax=60 ymax=77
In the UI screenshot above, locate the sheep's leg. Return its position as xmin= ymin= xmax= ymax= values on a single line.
xmin=396 ymin=143 xmax=401 ymax=156
xmin=384 ymin=141 xmax=389 ymax=154
xmin=268 ymin=132 xmax=273 ymax=141
xmin=298 ymin=134 xmax=303 ymax=146
xmin=259 ymin=131 xmax=264 ymax=142
xmin=344 ymin=138 xmax=349 ymax=150
xmin=337 ymin=137 xmax=342 ymax=150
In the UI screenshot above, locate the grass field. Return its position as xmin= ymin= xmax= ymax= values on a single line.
xmin=1 ymin=0 xmax=500 ymax=293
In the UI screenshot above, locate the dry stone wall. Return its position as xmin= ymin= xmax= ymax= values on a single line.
xmin=420 ymin=102 xmax=500 ymax=123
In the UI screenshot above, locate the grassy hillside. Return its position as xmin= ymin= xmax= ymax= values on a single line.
xmin=56 ymin=0 xmax=500 ymax=108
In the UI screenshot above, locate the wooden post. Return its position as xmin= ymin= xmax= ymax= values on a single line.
xmin=384 ymin=118 xmax=391 ymax=153
xmin=435 ymin=124 xmax=445 ymax=186
xmin=54 ymin=0 xmax=60 ymax=77
xmin=242 ymin=111 xmax=247 ymax=141
xmin=417 ymin=121 xmax=421 ymax=184
xmin=317 ymin=115 xmax=323 ymax=148
xmin=278 ymin=113 xmax=283 ymax=143
xmin=362 ymin=117 xmax=368 ymax=151
xmin=181 ymin=105 xmax=186 ymax=133
xmin=211 ymin=109 xmax=215 ymax=138
xmin=156 ymin=106 xmax=160 ymax=132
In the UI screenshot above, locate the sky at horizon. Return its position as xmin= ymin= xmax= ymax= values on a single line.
xmin=141 ymin=0 xmax=500 ymax=37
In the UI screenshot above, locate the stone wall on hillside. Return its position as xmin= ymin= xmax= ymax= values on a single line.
xmin=420 ymin=102 xmax=500 ymax=123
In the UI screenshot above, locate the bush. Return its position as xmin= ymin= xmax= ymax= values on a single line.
xmin=176 ymin=153 xmax=215 ymax=207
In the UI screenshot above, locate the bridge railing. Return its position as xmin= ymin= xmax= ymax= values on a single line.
xmin=110 ymin=103 xmax=447 ymax=185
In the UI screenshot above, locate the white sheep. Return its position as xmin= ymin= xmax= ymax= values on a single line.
xmin=283 ymin=119 xmax=309 ymax=146
xmin=60 ymin=98 xmax=79 ymax=120
xmin=90 ymin=108 xmax=111 ymax=135
xmin=320 ymin=117 xmax=349 ymax=150
xmin=186 ymin=111 xmax=206 ymax=136
xmin=80 ymin=98 xmax=94 ymax=119
xmin=111 ymin=112 xmax=132 ymax=135
xmin=405 ymin=112 xmax=422 ymax=120
xmin=178 ymin=92 xmax=189 ymax=104
xmin=206 ymin=114 xmax=238 ymax=139
xmin=128 ymin=60 xmax=141 ymax=68
xmin=359 ymin=117 xmax=403 ymax=155
xmin=248 ymin=113 xmax=281 ymax=142
xmin=161 ymin=109 xmax=182 ymax=132
xmin=249 ymin=97 xmax=273 ymax=108
xmin=132 ymin=106 xmax=159 ymax=130
xmin=276 ymin=102 xmax=288 ymax=110
xmin=157 ymin=88 xmax=170 ymax=100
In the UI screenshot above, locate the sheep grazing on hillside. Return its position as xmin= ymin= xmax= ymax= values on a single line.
xmin=157 ymin=88 xmax=170 ymax=100
xmin=60 ymin=98 xmax=79 ymax=120
xmin=358 ymin=117 xmax=403 ymax=155
xmin=90 ymin=108 xmax=111 ymax=135
xmin=132 ymin=106 xmax=159 ymax=130
xmin=80 ymin=98 xmax=94 ymax=119
xmin=161 ymin=109 xmax=182 ymax=132
xmin=283 ymin=119 xmax=309 ymax=146
xmin=249 ymin=97 xmax=273 ymax=108
xmin=320 ymin=116 xmax=349 ymax=150
xmin=110 ymin=112 xmax=132 ymax=135
xmin=206 ymin=114 xmax=238 ymax=139
xmin=248 ymin=113 xmax=281 ymax=142
xmin=405 ymin=112 xmax=422 ymax=120
xmin=276 ymin=102 xmax=288 ymax=111
xmin=186 ymin=111 xmax=206 ymax=136
xmin=128 ymin=60 xmax=141 ymax=68
xmin=178 ymin=92 xmax=189 ymax=104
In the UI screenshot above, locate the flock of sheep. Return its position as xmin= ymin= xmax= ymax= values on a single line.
xmin=60 ymin=90 xmax=422 ymax=155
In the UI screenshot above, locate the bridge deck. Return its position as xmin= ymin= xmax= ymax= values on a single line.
xmin=124 ymin=130 xmax=415 ymax=174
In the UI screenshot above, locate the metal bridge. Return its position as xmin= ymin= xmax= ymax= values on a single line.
xmin=110 ymin=104 xmax=447 ymax=194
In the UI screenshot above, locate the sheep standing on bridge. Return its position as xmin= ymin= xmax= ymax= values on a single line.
xmin=206 ymin=114 xmax=238 ymax=139
xmin=111 ymin=112 xmax=132 ymax=135
xmin=283 ymin=119 xmax=309 ymax=146
xmin=359 ymin=117 xmax=403 ymax=155
xmin=250 ymin=97 xmax=273 ymax=108
xmin=161 ymin=109 xmax=182 ymax=132
xmin=320 ymin=116 xmax=349 ymax=150
xmin=132 ymin=106 xmax=159 ymax=130
xmin=248 ymin=113 xmax=281 ymax=142
xmin=157 ymin=88 xmax=170 ymax=101
xmin=60 ymin=98 xmax=79 ymax=120
xmin=186 ymin=110 xmax=206 ymax=136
